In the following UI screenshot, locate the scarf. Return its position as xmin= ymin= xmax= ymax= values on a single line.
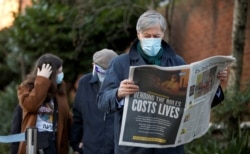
xmin=137 ymin=42 xmax=163 ymax=66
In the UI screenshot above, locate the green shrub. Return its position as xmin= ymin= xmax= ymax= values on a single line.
xmin=0 ymin=82 xmax=19 ymax=153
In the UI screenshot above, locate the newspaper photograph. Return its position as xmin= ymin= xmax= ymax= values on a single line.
xmin=119 ymin=55 xmax=236 ymax=148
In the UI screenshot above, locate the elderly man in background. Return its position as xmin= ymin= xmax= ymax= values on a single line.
xmin=70 ymin=49 xmax=118 ymax=154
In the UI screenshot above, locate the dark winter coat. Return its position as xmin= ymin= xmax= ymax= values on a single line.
xmin=70 ymin=73 xmax=114 ymax=154
xmin=97 ymin=39 xmax=224 ymax=154
xmin=10 ymin=104 xmax=22 ymax=154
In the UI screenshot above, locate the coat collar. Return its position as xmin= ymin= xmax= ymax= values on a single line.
xmin=90 ymin=73 xmax=100 ymax=84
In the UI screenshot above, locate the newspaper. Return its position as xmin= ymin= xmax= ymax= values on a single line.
xmin=119 ymin=55 xmax=236 ymax=148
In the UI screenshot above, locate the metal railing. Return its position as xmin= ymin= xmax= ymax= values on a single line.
xmin=26 ymin=127 xmax=37 ymax=154
xmin=0 ymin=127 xmax=38 ymax=154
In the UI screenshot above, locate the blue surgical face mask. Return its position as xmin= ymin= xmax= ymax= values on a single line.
xmin=56 ymin=72 xmax=64 ymax=84
xmin=140 ymin=38 xmax=162 ymax=56
xmin=94 ymin=64 xmax=106 ymax=82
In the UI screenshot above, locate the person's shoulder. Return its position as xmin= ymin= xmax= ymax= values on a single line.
xmin=76 ymin=73 xmax=93 ymax=87
xmin=113 ymin=53 xmax=129 ymax=62
xmin=110 ymin=53 xmax=129 ymax=69
xmin=174 ymin=54 xmax=186 ymax=64
xmin=109 ymin=53 xmax=130 ymax=67
xmin=18 ymin=80 xmax=33 ymax=92
xmin=79 ymin=73 xmax=92 ymax=81
xmin=162 ymin=41 xmax=186 ymax=65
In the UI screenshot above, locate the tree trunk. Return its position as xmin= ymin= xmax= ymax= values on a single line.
xmin=227 ymin=0 xmax=248 ymax=92
xmin=164 ymin=0 xmax=175 ymax=42
xmin=18 ymin=0 xmax=23 ymax=13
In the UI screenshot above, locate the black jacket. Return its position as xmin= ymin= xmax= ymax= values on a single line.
xmin=70 ymin=73 xmax=114 ymax=154
xmin=97 ymin=39 xmax=224 ymax=154
xmin=10 ymin=104 xmax=22 ymax=154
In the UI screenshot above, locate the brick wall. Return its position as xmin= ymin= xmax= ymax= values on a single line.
xmin=169 ymin=0 xmax=250 ymax=86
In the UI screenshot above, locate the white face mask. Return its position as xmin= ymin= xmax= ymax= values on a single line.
xmin=93 ymin=64 xmax=106 ymax=82
xmin=56 ymin=72 xmax=64 ymax=84
xmin=140 ymin=38 xmax=162 ymax=56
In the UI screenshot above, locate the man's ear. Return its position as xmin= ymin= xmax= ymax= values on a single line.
xmin=137 ymin=32 xmax=141 ymax=40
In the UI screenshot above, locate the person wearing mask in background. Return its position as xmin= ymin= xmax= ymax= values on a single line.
xmin=70 ymin=49 xmax=118 ymax=154
xmin=17 ymin=53 xmax=72 ymax=154
xmin=97 ymin=10 xmax=227 ymax=154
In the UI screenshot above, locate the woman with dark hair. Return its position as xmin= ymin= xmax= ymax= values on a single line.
xmin=17 ymin=53 xmax=72 ymax=154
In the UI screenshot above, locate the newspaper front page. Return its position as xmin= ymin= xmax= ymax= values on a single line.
xmin=119 ymin=55 xmax=236 ymax=148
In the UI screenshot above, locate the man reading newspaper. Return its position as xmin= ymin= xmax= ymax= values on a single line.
xmin=97 ymin=10 xmax=228 ymax=154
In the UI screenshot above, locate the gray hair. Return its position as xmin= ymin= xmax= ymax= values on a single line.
xmin=136 ymin=10 xmax=167 ymax=33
